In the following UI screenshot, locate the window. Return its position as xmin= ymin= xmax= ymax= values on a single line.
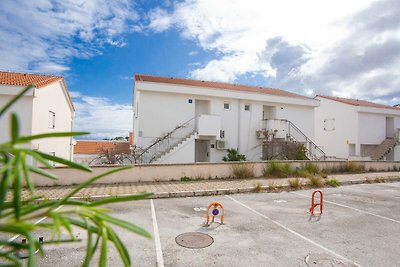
xmin=48 ymin=111 xmax=55 ymax=129
xmin=49 ymin=152 xmax=56 ymax=166
xmin=324 ymin=118 xmax=335 ymax=131
xmin=188 ymin=99 xmax=193 ymax=104
xmin=244 ymin=104 xmax=251 ymax=111
xmin=224 ymin=103 xmax=230 ymax=110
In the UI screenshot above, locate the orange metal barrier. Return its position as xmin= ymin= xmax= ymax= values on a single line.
xmin=206 ymin=202 xmax=224 ymax=225
xmin=308 ymin=190 xmax=323 ymax=215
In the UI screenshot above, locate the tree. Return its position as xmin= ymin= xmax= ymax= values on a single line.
xmin=0 ymin=85 xmax=151 ymax=266
xmin=222 ymin=148 xmax=246 ymax=161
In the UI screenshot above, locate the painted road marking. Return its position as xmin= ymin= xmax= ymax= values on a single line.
xmin=292 ymin=191 xmax=400 ymax=224
xmin=226 ymin=195 xmax=361 ymax=267
xmin=150 ymin=199 xmax=164 ymax=267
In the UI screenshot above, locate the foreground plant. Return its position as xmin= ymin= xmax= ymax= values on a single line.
xmin=0 ymin=86 xmax=151 ymax=266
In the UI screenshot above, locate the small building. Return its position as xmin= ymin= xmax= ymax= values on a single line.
xmin=315 ymin=96 xmax=400 ymax=160
xmin=0 ymin=71 xmax=75 ymax=165
xmin=74 ymin=140 xmax=131 ymax=165
xmin=133 ymin=74 xmax=323 ymax=163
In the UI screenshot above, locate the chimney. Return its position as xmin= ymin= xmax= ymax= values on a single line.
xmin=129 ymin=132 xmax=133 ymax=145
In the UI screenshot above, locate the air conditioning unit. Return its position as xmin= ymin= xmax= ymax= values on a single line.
xmin=216 ymin=140 xmax=227 ymax=150
xmin=256 ymin=130 xmax=266 ymax=139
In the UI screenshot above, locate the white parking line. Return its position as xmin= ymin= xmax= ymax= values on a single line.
xmin=226 ymin=195 xmax=361 ymax=267
xmin=150 ymin=199 xmax=164 ymax=267
xmin=292 ymin=191 xmax=400 ymax=224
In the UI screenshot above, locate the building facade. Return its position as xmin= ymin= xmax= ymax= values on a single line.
xmin=315 ymin=96 xmax=400 ymax=160
xmin=133 ymin=74 xmax=321 ymax=163
xmin=0 ymin=71 xmax=75 ymax=164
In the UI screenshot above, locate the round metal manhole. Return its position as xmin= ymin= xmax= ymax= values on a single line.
xmin=305 ymin=253 xmax=358 ymax=267
xmin=175 ymin=232 xmax=214 ymax=249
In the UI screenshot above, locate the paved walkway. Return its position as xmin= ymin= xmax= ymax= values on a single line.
xmin=19 ymin=171 xmax=400 ymax=200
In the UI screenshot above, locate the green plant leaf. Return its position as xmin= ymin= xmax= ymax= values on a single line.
xmin=59 ymin=166 xmax=132 ymax=205
xmin=94 ymin=213 xmax=151 ymax=239
xmin=0 ymin=85 xmax=34 ymax=117
xmin=107 ymin=228 xmax=131 ymax=267
xmin=16 ymin=132 xmax=89 ymax=144
xmin=10 ymin=113 xmax=19 ymax=144
xmin=13 ymin=156 xmax=22 ymax=220
xmin=100 ymin=225 xmax=108 ymax=267
xmin=88 ymin=192 xmax=153 ymax=207
xmin=28 ymin=165 xmax=58 ymax=180
xmin=34 ymin=151 xmax=91 ymax=172
xmin=21 ymin=153 xmax=35 ymax=194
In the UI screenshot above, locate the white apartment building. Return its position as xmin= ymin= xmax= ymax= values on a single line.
xmin=315 ymin=96 xmax=400 ymax=160
xmin=0 ymin=71 xmax=75 ymax=164
xmin=133 ymin=74 xmax=322 ymax=163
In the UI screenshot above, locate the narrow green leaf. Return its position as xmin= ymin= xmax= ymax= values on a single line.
xmin=59 ymin=166 xmax=132 ymax=204
xmin=21 ymin=148 xmax=53 ymax=168
xmin=0 ymin=156 xmax=13 ymax=214
xmin=0 ymin=85 xmax=34 ymax=117
xmin=94 ymin=213 xmax=151 ymax=239
xmin=16 ymin=132 xmax=89 ymax=144
xmin=21 ymin=153 xmax=35 ymax=193
xmin=100 ymin=225 xmax=108 ymax=267
xmin=35 ymin=151 xmax=91 ymax=172
xmin=88 ymin=192 xmax=153 ymax=207
xmin=0 ymin=252 xmax=20 ymax=266
xmin=10 ymin=113 xmax=19 ymax=144
xmin=28 ymin=165 xmax=58 ymax=180
xmin=107 ymin=228 xmax=131 ymax=267
xmin=13 ymin=155 xmax=22 ymax=220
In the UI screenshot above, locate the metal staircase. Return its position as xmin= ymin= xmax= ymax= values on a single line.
xmin=139 ymin=117 xmax=196 ymax=163
xmin=259 ymin=119 xmax=326 ymax=160
xmin=370 ymin=137 xmax=398 ymax=160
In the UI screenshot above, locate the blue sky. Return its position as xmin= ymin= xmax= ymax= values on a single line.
xmin=1 ymin=0 xmax=399 ymax=138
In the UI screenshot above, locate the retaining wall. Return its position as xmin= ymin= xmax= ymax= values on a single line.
xmin=30 ymin=161 xmax=400 ymax=186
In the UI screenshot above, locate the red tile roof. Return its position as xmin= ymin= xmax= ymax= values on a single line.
xmin=74 ymin=140 xmax=131 ymax=155
xmin=317 ymin=95 xmax=399 ymax=110
xmin=0 ymin=71 xmax=75 ymax=111
xmin=135 ymin=74 xmax=311 ymax=99
xmin=0 ymin=71 xmax=63 ymax=88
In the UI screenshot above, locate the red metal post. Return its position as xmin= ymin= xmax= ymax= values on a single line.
xmin=309 ymin=190 xmax=323 ymax=215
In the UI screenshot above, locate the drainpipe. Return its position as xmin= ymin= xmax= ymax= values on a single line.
xmin=237 ymin=99 xmax=241 ymax=151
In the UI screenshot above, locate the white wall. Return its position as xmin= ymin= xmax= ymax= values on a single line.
xmin=134 ymin=80 xmax=319 ymax=163
xmin=158 ymin=136 xmax=195 ymax=163
xmin=315 ymin=97 xmax=358 ymax=158
xmin=358 ymin=113 xmax=386 ymax=144
xmin=31 ymin=81 xmax=74 ymax=162
xmin=0 ymin=86 xmax=34 ymax=144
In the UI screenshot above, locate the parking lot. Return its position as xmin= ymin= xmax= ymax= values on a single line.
xmin=20 ymin=182 xmax=400 ymax=266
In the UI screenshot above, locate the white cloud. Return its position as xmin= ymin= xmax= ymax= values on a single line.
xmin=0 ymin=0 xmax=138 ymax=73
xmin=71 ymin=91 xmax=132 ymax=139
xmin=146 ymin=0 xmax=400 ymax=105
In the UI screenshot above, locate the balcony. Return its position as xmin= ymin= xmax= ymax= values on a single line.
xmin=196 ymin=114 xmax=221 ymax=138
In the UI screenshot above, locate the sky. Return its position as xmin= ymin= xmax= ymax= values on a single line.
xmin=1 ymin=0 xmax=399 ymax=139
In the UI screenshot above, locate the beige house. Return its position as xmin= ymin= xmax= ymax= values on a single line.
xmin=0 ymin=71 xmax=75 ymax=164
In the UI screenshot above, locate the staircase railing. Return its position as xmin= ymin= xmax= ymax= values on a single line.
xmin=261 ymin=119 xmax=326 ymax=160
xmin=139 ymin=117 xmax=196 ymax=163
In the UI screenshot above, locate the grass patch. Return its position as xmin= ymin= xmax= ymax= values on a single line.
xmin=232 ymin=164 xmax=255 ymax=178
xmin=264 ymin=161 xmax=294 ymax=178
xmin=326 ymin=178 xmax=340 ymax=187
xmin=374 ymin=177 xmax=385 ymax=183
xmin=253 ymin=183 xmax=263 ymax=193
xmin=308 ymin=176 xmax=324 ymax=187
xmin=180 ymin=176 xmax=191 ymax=182
xmin=268 ymin=181 xmax=277 ymax=191
xmin=288 ymin=178 xmax=301 ymax=188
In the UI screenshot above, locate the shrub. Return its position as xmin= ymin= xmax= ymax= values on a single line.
xmin=222 ymin=149 xmax=246 ymax=161
xmin=263 ymin=161 xmax=294 ymax=178
xmin=268 ymin=181 xmax=277 ymax=191
xmin=232 ymin=164 xmax=255 ymax=178
xmin=180 ymin=176 xmax=191 ymax=181
xmin=295 ymin=144 xmax=308 ymax=160
xmin=326 ymin=178 xmax=340 ymax=187
xmin=288 ymin=178 xmax=301 ymax=188
xmin=253 ymin=183 xmax=263 ymax=193
xmin=308 ymin=176 xmax=324 ymax=187
xmin=0 ymin=86 xmax=151 ymax=266
xmin=345 ymin=162 xmax=365 ymax=173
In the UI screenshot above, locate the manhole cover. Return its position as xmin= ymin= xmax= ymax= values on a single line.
xmin=175 ymin=232 xmax=214 ymax=249
xmin=305 ymin=253 xmax=358 ymax=267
